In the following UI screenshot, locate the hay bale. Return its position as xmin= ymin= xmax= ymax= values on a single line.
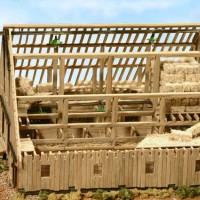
xmin=183 ymin=82 xmax=191 ymax=92
xmin=190 ymin=83 xmax=199 ymax=92
xmin=36 ymin=82 xmax=53 ymax=93
xmin=172 ymin=84 xmax=184 ymax=92
xmin=189 ymin=98 xmax=199 ymax=106
xmin=185 ymin=106 xmax=199 ymax=112
xmin=159 ymin=83 xmax=173 ymax=92
xmin=171 ymin=99 xmax=181 ymax=106
xmin=171 ymin=106 xmax=185 ymax=113
xmin=185 ymin=74 xmax=198 ymax=82
xmin=163 ymin=63 xmax=175 ymax=74
xmin=15 ymin=77 xmax=35 ymax=96
xmin=169 ymin=129 xmax=192 ymax=141
xmin=174 ymin=64 xmax=186 ymax=75
xmin=180 ymin=57 xmax=196 ymax=63
xmin=181 ymin=98 xmax=190 ymax=106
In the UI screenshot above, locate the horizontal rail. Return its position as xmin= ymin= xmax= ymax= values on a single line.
xmin=13 ymin=51 xmax=200 ymax=59
xmin=17 ymin=92 xmax=200 ymax=102
xmin=4 ymin=23 xmax=200 ymax=29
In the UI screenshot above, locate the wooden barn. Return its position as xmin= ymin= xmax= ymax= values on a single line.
xmin=0 ymin=23 xmax=200 ymax=192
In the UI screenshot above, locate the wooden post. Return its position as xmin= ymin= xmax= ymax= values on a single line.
xmin=92 ymin=66 xmax=97 ymax=94
xmin=47 ymin=67 xmax=52 ymax=82
xmin=58 ymin=58 xmax=65 ymax=112
xmin=152 ymin=56 xmax=160 ymax=110
xmin=159 ymin=97 xmax=166 ymax=133
xmin=106 ymin=56 xmax=113 ymax=122
xmin=99 ymin=46 xmax=104 ymax=94
xmin=137 ymin=65 xmax=143 ymax=86
xmin=196 ymin=32 xmax=200 ymax=63
xmin=111 ymin=97 xmax=118 ymax=138
xmin=145 ymin=46 xmax=151 ymax=92
xmin=62 ymin=99 xmax=69 ymax=124
xmin=53 ymin=46 xmax=58 ymax=95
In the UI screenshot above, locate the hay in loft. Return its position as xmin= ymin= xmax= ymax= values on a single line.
xmin=36 ymin=82 xmax=53 ymax=93
xmin=15 ymin=77 xmax=35 ymax=96
xmin=163 ymin=63 xmax=175 ymax=74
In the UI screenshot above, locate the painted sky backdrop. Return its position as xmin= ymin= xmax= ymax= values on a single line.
xmin=0 ymin=0 xmax=199 ymax=28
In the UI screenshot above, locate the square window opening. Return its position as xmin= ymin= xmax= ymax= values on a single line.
xmin=94 ymin=164 xmax=102 ymax=175
xmin=41 ymin=165 xmax=50 ymax=177
xmin=195 ymin=160 xmax=200 ymax=172
xmin=145 ymin=162 xmax=154 ymax=174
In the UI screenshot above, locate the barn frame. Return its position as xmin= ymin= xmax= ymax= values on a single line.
xmin=0 ymin=23 xmax=200 ymax=192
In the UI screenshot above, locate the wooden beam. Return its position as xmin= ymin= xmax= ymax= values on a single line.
xmin=111 ymin=97 xmax=118 ymax=138
xmin=14 ymin=51 xmax=200 ymax=60
xmin=62 ymin=99 xmax=69 ymax=124
xmin=17 ymin=92 xmax=200 ymax=102
xmin=58 ymin=58 xmax=65 ymax=111
xmin=19 ymin=120 xmax=198 ymax=131
xmin=52 ymin=58 xmax=58 ymax=95
xmin=152 ymin=56 xmax=160 ymax=93
xmin=99 ymin=46 xmax=104 ymax=93
xmin=145 ymin=46 xmax=151 ymax=92
xmin=4 ymin=23 xmax=200 ymax=29
xmin=12 ymin=42 xmax=195 ymax=49
xmin=159 ymin=97 xmax=166 ymax=134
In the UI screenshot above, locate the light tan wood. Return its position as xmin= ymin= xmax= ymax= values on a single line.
xmin=13 ymin=51 xmax=200 ymax=59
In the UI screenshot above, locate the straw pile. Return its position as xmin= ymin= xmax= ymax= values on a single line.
xmin=169 ymin=122 xmax=200 ymax=141
xmin=36 ymin=82 xmax=53 ymax=93
xmin=15 ymin=77 xmax=35 ymax=96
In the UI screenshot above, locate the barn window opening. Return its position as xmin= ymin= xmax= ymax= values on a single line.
xmin=145 ymin=162 xmax=154 ymax=173
xmin=195 ymin=160 xmax=200 ymax=172
xmin=94 ymin=164 xmax=102 ymax=175
xmin=41 ymin=165 xmax=50 ymax=177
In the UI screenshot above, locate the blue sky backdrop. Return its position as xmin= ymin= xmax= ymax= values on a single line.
xmin=0 ymin=0 xmax=199 ymax=28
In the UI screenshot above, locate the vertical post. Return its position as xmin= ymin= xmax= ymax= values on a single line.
xmin=62 ymin=99 xmax=69 ymax=124
xmin=58 ymin=58 xmax=65 ymax=112
xmin=47 ymin=67 xmax=52 ymax=82
xmin=53 ymin=46 xmax=58 ymax=95
xmin=152 ymin=56 xmax=160 ymax=111
xmin=99 ymin=46 xmax=104 ymax=94
xmin=106 ymin=56 xmax=113 ymax=121
xmin=152 ymin=56 xmax=160 ymax=93
xmin=111 ymin=97 xmax=118 ymax=138
xmin=92 ymin=66 xmax=97 ymax=94
xmin=145 ymin=46 xmax=151 ymax=92
xmin=196 ymin=32 xmax=200 ymax=63
xmin=0 ymin=38 xmax=4 ymax=94
xmin=137 ymin=65 xmax=143 ymax=86
xmin=159 ymin=97 xmax=166 ymax=134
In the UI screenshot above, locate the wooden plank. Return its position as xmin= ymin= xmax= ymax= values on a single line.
xmin=69 ymin=151 xmax=74 ymax=187
xmin=32 ymin=154 xmax=41 ymax=191
xmin=145 ymin=46 xmax=151 ymax=92
xmin=27 ymin=154 xmax=33 ymax=191
xmin=111 ymin=97 xmax=118 ymax=138
xmin=14 ymin=51 xmax=200 ymax=60
xmin=58 ymin=58 xmax=65 ymax=111
xmin=0 ymin=137 xmax=6 ymax=154
xmin=62 ymin=99 xmax=68 ymax=124
xmin=159 ymin=97 xmax=166 ymax=133
xmin=52 ymin=58 xmax=58 ymax=95
xmin=182 ymin=148 xmax=189 ymax=185
xmin=49 ymin=152 xmax=55 ymax=190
